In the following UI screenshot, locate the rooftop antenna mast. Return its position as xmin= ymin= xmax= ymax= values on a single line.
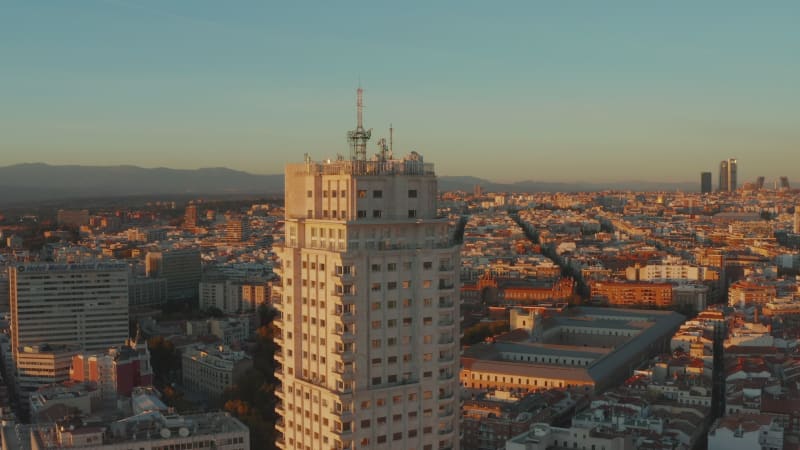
xmin=389 ymin=123 xmax=393 ymax=157
xmin=347 ymin=87 xmax=372 ymax=162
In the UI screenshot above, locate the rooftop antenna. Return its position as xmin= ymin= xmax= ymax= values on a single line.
xmin=347 ymin=87 xmax=372 ymax=161
xmin=357 ymin=87 xmax=363 ymax=129
xmin=389 ymin=123 xmax=393 ymax=157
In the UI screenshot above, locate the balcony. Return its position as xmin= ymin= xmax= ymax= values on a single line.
xmin=334 ymin=310 xmax=355 ymax=325
xmin=439 ymin=264 xmax=455 ymax=271
xmin=438 ymin=427 xmax=455 ymax=436
xmin=333 ymin=271 xmax=355 ymax=282
xmin=438 ymin=300 xmax=454 ymax=309
xmin=332 ymin=290 xmax=356 ymax=304
xmin=438 ymin=337 xmax=455 ymax=345
xmin=334 ymin=366 xmax=355 ymax=382
xmin=439 ymin=391 xmax=455 ymax=400
xmin=275 ymin=386 xmax=285 ymax=399
xmin=438 ymin=354 xmax=455 ymax=363
xmin=334 ymin=330 xmax=356 ymax=344
xmin=438 ymin=318 xmax=454 ymax=326
xmin=332 ymin=427 xmax=353 ymax=440
xmin=438 ymin=372 xmax=455 ymax=381
xmin=275 ymin=352 xmax=285 ymax=364
xmin=438 ymin=408 xmax=455 ymax=419
xmin=334 ymin=349 xmax=355 ymax=363
xmin=333 ymin=409 xmax=354 ymax=422
xmin=275 ymin=417 xmax=285 ymax=433
xmin=438 ymin=281 xmax=455 ymax=290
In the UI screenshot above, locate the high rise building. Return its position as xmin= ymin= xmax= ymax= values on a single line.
xmin=701 ymin=172 xmax=712 ymax=194
xmin=794 ymin=208 xmax=800 ymax=234
xmin=185 ymin=202 xmax=199 ymax=229
xmin=274 ymin=89 xmax=461 ymax=450
xmin=9 ymin=263 xmax=130 ymax=361
xmin=718 ymin=158 xmax=737 ymax=192
xmin=224 ymin=215 xmax=250 ymax=243
xmin=9 ymin=263 xmax=130 ymax=400
xmin=146 ymin=248 xmax=202 ymax=302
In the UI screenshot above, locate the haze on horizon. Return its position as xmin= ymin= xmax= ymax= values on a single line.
xmin=2 ymin=1 xmax=799 ymax=184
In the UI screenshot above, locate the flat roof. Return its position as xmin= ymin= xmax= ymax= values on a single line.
xmin=463 ymin=306 xmax=686 ymax=389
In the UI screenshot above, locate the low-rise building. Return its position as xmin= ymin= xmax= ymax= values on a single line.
xmin=181 ymin=345 xmax=251 ymax=398
xmin=461 ymin=307 xmax=684 ymax=394
xmin=707 ymin=413 xmax=783 ymax=450
xmin=506 ymin=423 xmax=634 ymax=450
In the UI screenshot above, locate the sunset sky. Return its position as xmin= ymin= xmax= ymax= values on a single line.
xmin=2 ymin=1 xmax=799 ymax=183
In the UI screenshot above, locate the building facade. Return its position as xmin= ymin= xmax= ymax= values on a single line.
xmin=719 ymin=158 xmax=738 ymax=193
xmin=70 ymin=341 xmax=153 ymax=399
xmin=146 ymin=248 xmax=201 ymax=302
xmin=15 ymin=344 xmax=78 ymax=398
xmin=274 ymin=90 xmax=461 ymax=450
xmin=590 ymin=280 xmax=673 ymax=308
xmin=9 ymin=263 xmax=130 ymax=362
xmin=182 ymin=345 xmax=252 ymax=399
xmin=701 ymin=172 xmax=712 ymax=194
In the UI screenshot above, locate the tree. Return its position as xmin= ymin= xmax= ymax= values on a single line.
xmin=217 ymin=305 xmax=279 ymax=449
xmin=148 ymin=336 xmax=180 ymax=386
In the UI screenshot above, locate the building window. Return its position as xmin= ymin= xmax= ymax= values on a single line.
xmin=358 ymin=190 xmax=367 ymax=198
xmin=408 ymin=210 xmax=416 ymax=218
xmin=408 ymin=189 xmax=417 ymax=198
xmin=373 ymin=210 xmax=382 ymax=218
xmin=307 ymin=190 xmax=312 ymax=198
xmin=357 ymin=210 xmax=367 ymax=218
xmin=373 ymin=190 xmax=383 ymax=198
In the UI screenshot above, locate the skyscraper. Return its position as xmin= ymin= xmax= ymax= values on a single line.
xmin=185 ymin=202 xmax=199 ymax=229
xmin=718 ymin=158 xmax=737 ymax=192
xmin=146 ymin=248 xmax=202 ymax=302
xmin=701 ymin=172 xmax=712 ymax=194
xmin=794 ymin=208 xmax=800 ymax=234
xmin=9 ymin=263 xmax=130 ymax=360
xmin=274 ymin=90 xmax=461 ymax=450
xmin=9 ymin=263 xmax=130 ymax=398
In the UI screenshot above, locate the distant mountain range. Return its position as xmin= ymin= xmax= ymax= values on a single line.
xmin=0 ymin=163 xmax=697 ymax=206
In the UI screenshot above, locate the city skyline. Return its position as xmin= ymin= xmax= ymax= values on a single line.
xmin=3 ymin=1 xmax=800 ymax=182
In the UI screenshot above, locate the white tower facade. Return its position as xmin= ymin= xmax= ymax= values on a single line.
xmin=274 ymin=94 xmax=460 ymax=450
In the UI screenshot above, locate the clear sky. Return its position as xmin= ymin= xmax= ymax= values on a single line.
xmin=2 ymin=1 xmax=799 ymax=183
